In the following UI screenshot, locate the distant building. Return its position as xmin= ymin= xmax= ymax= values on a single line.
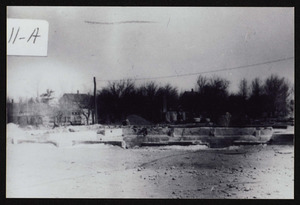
xmin=6 ymin=91 xmax=94 ymax=126
xmin=6 ymin=100 xmax=52 ymax=126
xmin=59 ymin=91 xmax=93 ymax=125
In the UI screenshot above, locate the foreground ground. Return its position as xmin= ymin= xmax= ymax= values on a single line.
xmin=6 ymin=142 xmax=294 ymax=199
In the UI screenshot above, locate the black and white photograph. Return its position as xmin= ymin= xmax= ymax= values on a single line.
xmin=6 ymin=7 xmax=294 ymax=198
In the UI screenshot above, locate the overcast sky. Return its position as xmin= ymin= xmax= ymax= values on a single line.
xmin=7 ymin=7 xmax=294 ymax=101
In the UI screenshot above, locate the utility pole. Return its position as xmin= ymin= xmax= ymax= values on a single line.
xmin=94 ymin=77 xmax=98 ymax=124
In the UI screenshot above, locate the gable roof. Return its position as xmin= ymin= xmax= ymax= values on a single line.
xmin=182 ymin=90 xmax=197 ymax=97
xmin=60 ymin=93 xmax=91 ymax=107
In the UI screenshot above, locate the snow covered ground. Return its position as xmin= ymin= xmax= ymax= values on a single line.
xmin=6 ymin=124 xmax=294 ymax=198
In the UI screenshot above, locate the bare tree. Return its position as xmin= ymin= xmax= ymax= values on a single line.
xmin=196 ymin=75 xmax=208 ymax=93
xmin=247 ymin=77 xmax=266 ymax=119
xmin=75 ymin=95 xmax=93 ymax=125
xmin=40 ymin=89 xmax=54 ymax=104
xmin=139 ymin=81 xmax=158 ymax=99
xmin=250 ymin=77 xmax=263 ymax=97
xmin=209 ymin=75 xmax=230 ymax=94
xmin=194 ymin=75 xmax=230 ymax=122
xmin=263 ymin=74 xmax=290 ymax=117
xmin=158 ymin=84 xmax=179 ymax=99
xmin=108 ymin=79 xmax=135 ymax=98
xmin=287 ymin=84 xmax=294 ymax=116
xmin=100 ymin=79 xmax=136 ymax=121
xmin=238 ymin=78 xmax=249 ymax=99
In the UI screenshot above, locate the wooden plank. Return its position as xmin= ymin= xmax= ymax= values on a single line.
xmin=233 ymin=140 xmax=267 ymax=145
xmin=73 ymin=140 xmax=126 ymax=148
xmin=140 ymin=141 xmax=207 ymax=146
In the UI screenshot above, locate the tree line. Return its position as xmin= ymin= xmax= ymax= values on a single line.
xmin=7 ymin=73 xmax=294 ymax=126
xmin=96 ymin=74 xmax=294 ymax=125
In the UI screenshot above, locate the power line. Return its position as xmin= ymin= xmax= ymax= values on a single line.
xmin=96 ymin=56 xmax=294 ymax=82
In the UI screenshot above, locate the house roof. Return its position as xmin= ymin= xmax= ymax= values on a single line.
xmin=60 ymin=93 xmax=91 ymax=107
xmin=182 ymin=90 xmax=197 ymax=96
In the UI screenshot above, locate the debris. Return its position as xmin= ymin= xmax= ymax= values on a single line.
xmin=148 ymin=176 xmax=156 ymax=180
xmin=232 ymin=167 xmax=239 ymax=171
xmin=97 ymin=130 xmax=105 ymax=135
xmin=126 ymin=115 xmax=152 ymax=125
xmin=122 ymin=119 xmax=130 ymax=126
xmin=227 ymin=184 xmax=234 ymax=188
xmin=137 ymin=127 xmax=148 ymax=137
xmin=275 ymin=150 xmax=293 ymax=154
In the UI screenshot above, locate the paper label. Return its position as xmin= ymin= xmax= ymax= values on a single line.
xmin=7 ymin=18 xmax=49 ymax=56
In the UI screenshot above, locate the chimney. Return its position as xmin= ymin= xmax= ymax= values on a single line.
xmin=77 ymin=90 xmax=79 ymax=94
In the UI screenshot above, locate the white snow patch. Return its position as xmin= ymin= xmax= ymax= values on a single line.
xmin=45 ymin=131 xmax=98 ymax=147
xmin=6 ymin=123 xmax=30 ymax=143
